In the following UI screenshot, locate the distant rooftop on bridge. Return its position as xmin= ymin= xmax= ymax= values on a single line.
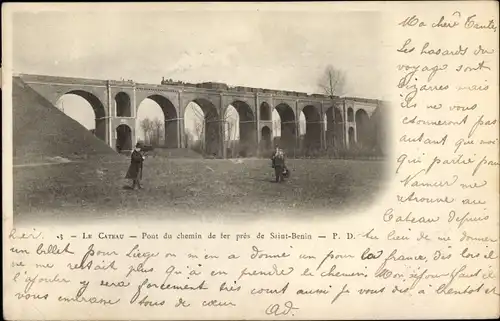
xmin=162 ymin=78 xmax=336 ymax=98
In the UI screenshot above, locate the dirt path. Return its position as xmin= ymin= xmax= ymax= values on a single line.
xmin=13 ymin=162 xmax=79 ymax=168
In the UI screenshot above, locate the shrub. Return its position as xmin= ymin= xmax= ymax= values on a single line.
xmin=190 ymin=140 xmax=204 ymax=155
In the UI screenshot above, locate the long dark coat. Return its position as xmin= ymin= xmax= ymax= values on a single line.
xmin=125 ymin=150 xmax=144 ymax=180
xmin=271 ymin=149 xmax=286 ymax=167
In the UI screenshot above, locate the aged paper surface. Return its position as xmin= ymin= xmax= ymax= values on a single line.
xmin=2 ymin=2 xmax=499 ymax=320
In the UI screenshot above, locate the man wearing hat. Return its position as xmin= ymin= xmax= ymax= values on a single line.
xmin=271 ymin=145 xmax=288 ymax=183
xmin=126 ymin=142 xmax=146 ymax=189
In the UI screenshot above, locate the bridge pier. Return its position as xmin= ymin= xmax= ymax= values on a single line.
xmin=165 ymin=118 xmax=180 ymax=148
xmin=220 ymin=119 xmax=226 ymax=159
xmin=178 ymin=93 xmax=185 ymax=149
xmin=255 ymin=95 xmax=261 ymax=157
xmin=321 ymin=115 xmax=327 ymax=150
xmin=343 ymin=101 xmax=350 ymax=148
xmin=293 ymin=123 xmax=299 ymax=153
xmin=106 ymin=82 xmax=113 ymax=149
xmin=320 ymin=103 xmax=326 ymax=151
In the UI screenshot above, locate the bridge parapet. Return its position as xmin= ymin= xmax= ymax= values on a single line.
xmin=108 ymin=79 xmax=135 ymax=87
xmin=17 ymin=73 xmax=386 ymax=106
xmin=18 ymin=73 xmax=107 ymax=86
xmin=344 ymin=96 xmax=382 ymax=105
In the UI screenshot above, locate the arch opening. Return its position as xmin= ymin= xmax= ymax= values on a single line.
xmin=301 ymin=105 xmax=321 ymax=154
xmin=347 ymin=107 xmax=354 ymax=122
xmin=115 ymin=92 xmax=132 ymax=117
xmin=348 ymin=127 xmax=355 ymax=146
xmin=261 ymin=126 xmax=272 ymax=151
xmin=260 ymin=102 xmax=271 ymax=121
xmin=227 ymin=100 xmax=255 ymax=157
xmin=325 ymin=106 xmax=344 ymax=149
xmin=224 ymin=105 xmax=239 ymax=158
xmin=116 ymin=124 xmax=132 ymax=152
xmin=184 ymin=99 xmax=220 ymax=157
xmin=355 ymin=109 xmax=372 ymax=148
xmin=274 ymin=103 xmax=296 ymax=152
xmin=137 ymin=95 xmax=178 ymax=147
xmin=56 ymin=91 xmax=107 ymax=141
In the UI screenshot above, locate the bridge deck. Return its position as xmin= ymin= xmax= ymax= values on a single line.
xmin=15 ymin=73 xmax=384 ymax=104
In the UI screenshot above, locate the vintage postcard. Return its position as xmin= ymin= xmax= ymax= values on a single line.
xmin=2 ymin=2 xmax=499 ymax=320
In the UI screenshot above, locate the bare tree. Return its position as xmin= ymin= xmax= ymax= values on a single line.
xmin=318 ymin=66 xmax=347 ymax=151
xmin=189 ymin=105 xmax=239 ymax=155
xmin=194 ymin=122 xmax=205 ymax=150
xmin=191 ymin=107 xmax=206 ymax=150
xmin=139 ymin=117 xmax=165 ymax=146
xmin=231 ymin=121 xmax=237 ymax=141
xmin=140 ymin=118 xmax=153 ymax=144
xmin=272 ymin=119 xmax=280 ymax=134
xmin=224 ymin=116 xmax=238 ymax=141
xmin=224 ymin=119 xmax=239 ymax=157
xmin=151 ymin=117 xmax=164 ymax=146
xmin=272 ymin=119 xmax=281 ymax=147
xmin=318 ymin=65 xmax=346 ymax=98
xmin=184 ymin=131 xmax=194 ymax=148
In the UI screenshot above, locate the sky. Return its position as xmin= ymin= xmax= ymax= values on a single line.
xmin=12 ymin=7 xmax=385 ymax=141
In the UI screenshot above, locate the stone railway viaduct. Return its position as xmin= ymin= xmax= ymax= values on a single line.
xmin=16 ymin=74 xmax=388 ymax=158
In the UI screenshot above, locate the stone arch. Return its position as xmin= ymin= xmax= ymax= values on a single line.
xmin=274 ymin=103 xmax=296 ymax=151
xmin=115 ymin=92 xmax=132 ymax=117
xmin=228 ymin=100 xmax=255 ymax=157
xmin=63 ymin=90 xmax=106 ymax=118
xmin=260 ymin=102 xmax=271 ymax=121
xmin=187 ymin=98 xmax=221 ymax=157
xmin=57 ymin=90 xmax=107 ymax=141
xmin=325 ymin=106 xmax=344 ymax=148
xmin=137 ymin=95 xmax=178 ymax=147
xmin=348 ymin=126 xmax=355 ymax=146
xmin=301 ymin=105 xmax=322 ymax=153
xmin=116 ymin=124 xmax=132 ymax=152
xmin=355 ymin=109 xmax=371 ymax=148
xmin=261 ymin=126 xmax=272 ymax=151
xmin=347 ymin=107 xmax=354 ymax=122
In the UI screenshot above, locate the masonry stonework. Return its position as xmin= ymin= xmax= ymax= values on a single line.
xmin=17 ymin=74 xmax=387 ymax=158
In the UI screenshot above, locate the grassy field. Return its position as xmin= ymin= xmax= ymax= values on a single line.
xmin=13 ymin=157 xmax=387 ymax=224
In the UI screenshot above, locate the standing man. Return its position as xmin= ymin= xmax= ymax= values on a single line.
xmin=126 ymin=142 xmax=145 ymax=189
xmin=271 ymin=145 xmax=286 ymax=183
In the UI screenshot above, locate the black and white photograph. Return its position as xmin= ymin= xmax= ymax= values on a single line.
xmin=10 ymin=6 xmax=391 ymax=225
xmin=4 ymin=3 xmax=499 ymax=320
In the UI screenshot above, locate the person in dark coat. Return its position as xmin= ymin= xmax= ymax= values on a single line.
xmin=126 ymin=142 xmax=145 ymax=189
xmin=271 ymin=145 xmax=287 ymax=183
